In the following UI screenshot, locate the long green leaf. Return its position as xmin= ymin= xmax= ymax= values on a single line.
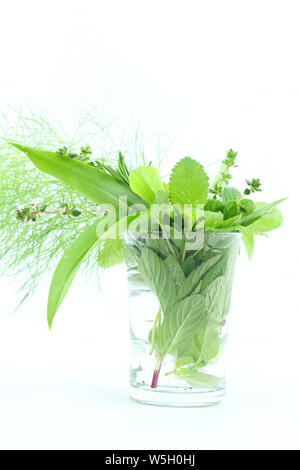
xmin=9 ymin=143 xmax=146 ymax=213
xmin=47 ymin=214 xmax=139 ymax=327
xmin=98 ymin=239 xmax=125 ymax=268
xmin=47 ymin=221 xmax=101 ymax=328
xmin=240 ymin=198 xmax=286 ymax=227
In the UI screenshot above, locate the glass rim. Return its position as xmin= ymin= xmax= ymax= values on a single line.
xmin=124 ymin=230 xmax=241 ymax=237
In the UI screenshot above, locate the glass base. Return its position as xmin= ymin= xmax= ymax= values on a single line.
xmin=129 ymin=384 xmax=225 ymax=408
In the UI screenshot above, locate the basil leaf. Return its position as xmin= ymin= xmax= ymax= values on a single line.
xmin=129 ymin=166 xmax=164 ymax=204
xmin=221 ymin=187 xmax=242 ymax=203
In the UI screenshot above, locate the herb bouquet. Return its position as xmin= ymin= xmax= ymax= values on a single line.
xmin=2 ymin=141 xmax=284 ymax=407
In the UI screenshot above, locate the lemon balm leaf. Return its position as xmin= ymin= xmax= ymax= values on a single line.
xmin=169 ymin=157 xmax=209 ymax=206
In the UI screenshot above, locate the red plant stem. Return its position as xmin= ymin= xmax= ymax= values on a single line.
xmin=151 ymin=356 xmax=162 ymax=389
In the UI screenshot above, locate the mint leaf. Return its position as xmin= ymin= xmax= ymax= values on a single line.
xmin=98 ymin=239 xmax=125 ymax=268
xmin=195 ymin=321 xmax=223 ymax=367
xmin=201 ymin=255 xmax=228 ymax=291
xmin=138 ymin=247 xmax=176 ymax=313
xmin=146 ymin=238 xmax=179 ymax=260
xmin=165 ymin=255 xmax=185 ymax=288
xmin=177 ymin=254 xmax=222 ymax=300
xmin=182 ymin=256 xmax=196 ymax=276
xmin=129 ymin=166 xmax=164 ymax=204
xmin=159 ymin=294 xmax=208 ymax=356
xmin=169 ymin=157 xmax=209 ymax=206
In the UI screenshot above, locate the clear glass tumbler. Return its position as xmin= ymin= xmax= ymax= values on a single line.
xmin=124 ymin=231 xmax=240 ymax=407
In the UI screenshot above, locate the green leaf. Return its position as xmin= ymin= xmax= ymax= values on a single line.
xmin=200 ymin=277 xmax=226 ymax=321
xmin=48 ymin=214 xmax=139 ymax=327
xmin=129 ymin=166 xmax=164 ymax=204
xmin=155 ymin=191 xmax=169 ymax=205
xmin=204 ymin=199 xmax=224 ymax=212
xmin=222 ymin=200 xmax=238 ymax=219
xmin=98 ymin=239 xmax=125 ymax=268
xmin=240 ymin=198 xmax=286 ymax=227
xmin=176 ymin=276 xmax=227 ymax=364
xmin=177 ymin=254 xmax=222 ymax=300
xmin=175 ymin=356 xmax=195 ymax=368
xmin=138 ymin=247 xmax=176 ymax=313
xmin=204 ymin=211 xmax=224 ymax=228
xmin=165 ymin=255 xmax=185 ymax=288
xmin=47 ymin=221 xmax=101 ymax=329
xmin=181 ymin=256 xmax=196 ymax=276
xmin=146 ymin=237 xmax=179 ymax=260
xmin=169 ymin=157 xmax=209 ymax=206
xmin=240 ymin=226 xmax=254 ymax=259
xmin=219 ymin=215 xmax=242 ymax=229
xmin=10 ymin=143 xmax=145 ymax=213
xmin=239 ymin=198 xmax=256 ymax=214
xmin=194 ymin=321 xmax=223 ymax=367
xmin=174 ymin=368 xmax=223 ymax=388
xmin=221 ymin=187 xmax=242 ymax=203
xmin=248 ymin=203 xmax=283 ymax=233
xmin=201 ymin=255 xmax=228 ymax=291
xmin=159 ymin=294 xmax=208 ymax=356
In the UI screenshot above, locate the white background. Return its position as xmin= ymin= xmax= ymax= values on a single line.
xmin=0 ymin=0 xmax=299 ymax=450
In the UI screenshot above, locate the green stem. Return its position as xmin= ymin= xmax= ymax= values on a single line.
xmin=237 ymin=194 xmax=245 ymax=206
xmin=165 ymin=236 xmax=179 ymax=260
xmin=181 ymin=240 xmax=187 ymax=263
xmin=150 ymin=306 xmax=161 ymax=355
